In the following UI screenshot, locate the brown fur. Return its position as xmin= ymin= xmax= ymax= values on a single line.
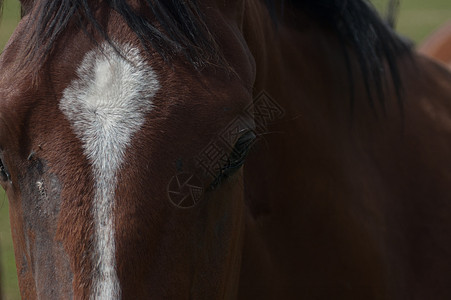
xmin=419 ymin=21 xmax=451 ymax=68
xmin=0 ymin=0 xmax=451 ymax=299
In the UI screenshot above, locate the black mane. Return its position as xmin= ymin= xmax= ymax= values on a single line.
xmin=18 ymin=0 xmax=222 ymax=67
xmin=288 ymin=0 xmax=412 ymax=108
xmin=3 ymin=0 xmax=411 ymax=106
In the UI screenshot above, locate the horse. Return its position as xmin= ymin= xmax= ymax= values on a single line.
xmin=419 ymin=21 xmax=451 ymax=68
xmin=1 ymin=0 xmax=451 ymax=299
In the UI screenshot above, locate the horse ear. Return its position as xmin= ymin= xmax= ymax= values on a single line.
xmin=19 ymin=0 xmax=33 ymax=16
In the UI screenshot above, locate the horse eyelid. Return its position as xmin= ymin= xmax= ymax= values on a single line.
xmin=0 ymin=157 xmax=10 ymax=182
xmin=209 ymin=130 xmax=257 ymax=190
xmin=231 ymin=130 xmax=257 ymax=158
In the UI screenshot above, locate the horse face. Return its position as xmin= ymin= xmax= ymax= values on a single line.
xmin=0 ymin=1 xmax=255 ymax=298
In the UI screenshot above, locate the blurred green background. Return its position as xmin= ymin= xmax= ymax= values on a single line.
xmin=0 ymin=0 xmax=450 ymax=298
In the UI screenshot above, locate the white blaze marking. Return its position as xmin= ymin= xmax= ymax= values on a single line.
xmin=59 ymin=42 xmax=159 ymax=299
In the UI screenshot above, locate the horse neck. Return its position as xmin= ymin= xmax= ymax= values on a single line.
xmin=238 ymin=6 xmax=398 ymax=295
xmin=241 ymin=2 xmax=377 ymax=214
xmin=243 ymin=1 xmax=357 ymax=122
xmin=238 ymin=3 xmax=451 ymax=297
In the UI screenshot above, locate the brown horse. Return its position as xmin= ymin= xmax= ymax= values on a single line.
xmin=1 ymin=0 xmax=451 ymax=299
xmin=419 ymin=21 xmax=451 ymax=68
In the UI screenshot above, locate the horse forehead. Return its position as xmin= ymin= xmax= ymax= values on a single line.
xmin=58 ymin=42 xmax=160 ymax=298
xmin=60 ymin=41 xmax=160 ymax=159
xmin=62 ymin=42 xmax=158 ymax=108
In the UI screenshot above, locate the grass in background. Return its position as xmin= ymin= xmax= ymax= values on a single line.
xmin=372 ymin=0 xmax=451 ymax=44
xmin=0 ymin=0 xmax=449 ymax=299
xmin=0 ymin=1 xmax=21 ymax=299
xmin=0 ymin=190 xmax=18 ymax=300
xmin=396 ymin=0 xmax=451 ymax=44
xmin=0 ymin=0 xmax=19 ymax=50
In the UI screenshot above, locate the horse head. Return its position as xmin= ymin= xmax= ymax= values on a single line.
xmin=0 ymin=0 xmax=258 ymax=298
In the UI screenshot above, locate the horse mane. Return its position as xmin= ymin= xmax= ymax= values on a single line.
xmin=15 ymin=0 xmax=223 ymax=68
xmin=288 ymin=0 xmax=412 ymax=109
xmin=1 ymin=0 xmax=411 ymax=106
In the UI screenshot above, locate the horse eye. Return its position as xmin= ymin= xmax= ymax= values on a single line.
xmin=209 ymin=130 xmax=256 ymax=189
xmin=228 ymin=130 xmax=257 ymax=167
xmin=0 ymin=157 xmax=10 ymax=182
